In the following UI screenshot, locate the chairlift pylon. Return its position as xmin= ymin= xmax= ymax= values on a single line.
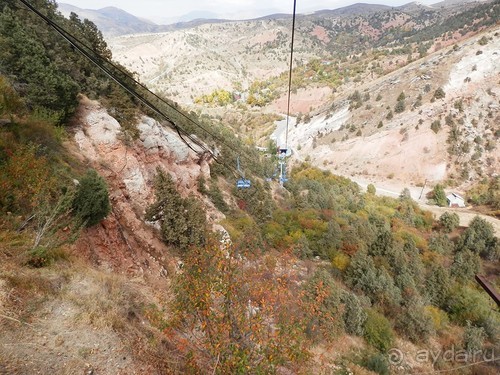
xmin=278 ymin=160 xmax=288 ymax=184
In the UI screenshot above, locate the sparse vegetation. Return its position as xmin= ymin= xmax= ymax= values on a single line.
xmin=467 ymin=177 xmax=500 ymax=210
xmin=1 ymin=0 xmax=499 ymax=373
xmin=434 ymin=87 xmax=446 ymax=99
xmin=431 ymin=119 xmax=442 ymax=133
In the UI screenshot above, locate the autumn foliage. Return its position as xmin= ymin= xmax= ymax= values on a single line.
xmin=167 ymin=240 xmax=311 ymax=373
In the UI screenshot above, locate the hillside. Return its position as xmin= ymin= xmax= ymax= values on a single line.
xmin=1 ymin=1 xmax=499 ymax=374
xmin=108 ymin=1 xmax=495 ymax=102
xmin=58 ymin=3 xmax=162 ymax=36
xmin=58 ymin=3 xmax=229 ymax=37
xmin=294 ymin=27 xmax=499 ymax=197
xmin=108 ymin=0 xmax=499 ymax=201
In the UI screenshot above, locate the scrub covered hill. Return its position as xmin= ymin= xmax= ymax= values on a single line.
xmin=0 ymin=1 xmax=499 ymax=374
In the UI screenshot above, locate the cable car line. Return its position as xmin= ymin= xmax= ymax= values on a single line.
xmin=18 ymin=0 xmax=298 ymax=188
xmin=285 ymin=0 xmax=297 ymax=153
xmin=17 ymin=0 xmax=246 ymax=180
xmin=236 ymin=156 xmax=251 ymax=189
xmin=277 ymin=0 xmax=297 ymax=186
xmin=18 ymin=0 xmax=201 ymax=154
xmin=68 ymin=10 xmax=271 ymax=184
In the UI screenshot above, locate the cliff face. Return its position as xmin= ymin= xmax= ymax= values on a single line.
xmin=70 ymin=96 xmax=212 ymax=277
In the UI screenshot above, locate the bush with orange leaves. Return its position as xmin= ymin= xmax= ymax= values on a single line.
xmin=167 ymin=239 xmax=311 ymax=374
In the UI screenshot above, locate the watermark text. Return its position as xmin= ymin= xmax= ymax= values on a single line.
xmin=388 ymin=346 xmax=497 ymax=366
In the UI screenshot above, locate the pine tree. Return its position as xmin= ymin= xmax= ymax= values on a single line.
xmin=146 ymin=168 xmax=206 ymax=250
xmin=73 ymin=169 xmax=111 ymax=227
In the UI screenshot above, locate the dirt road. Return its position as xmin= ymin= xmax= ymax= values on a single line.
xmin=351 ymin=177 xmax=500 ymax=236
xmin=420 ymin=204 xmax=500 ymax=236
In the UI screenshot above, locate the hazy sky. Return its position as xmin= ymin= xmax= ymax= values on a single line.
xmin=59 ymin=0 xmax=437 ymax=21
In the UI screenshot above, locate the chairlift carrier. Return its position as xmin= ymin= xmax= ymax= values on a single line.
xmin=236 ymin=156 xmax=251 ymax=189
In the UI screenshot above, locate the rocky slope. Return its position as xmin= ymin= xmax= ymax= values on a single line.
xmin=0 ymin=96 xmax=224 ymax=374
xmin=69 ymin=96 xmax=219 ymax=273
xmin=108 ymin=2 xmax=499 ymax=201
xmin=299 ymin=26 xmax=499 ymax=196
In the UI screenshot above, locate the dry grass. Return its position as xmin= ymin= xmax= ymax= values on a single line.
xmin=0 ymin=253 xmax=178 ymax=374
xmin=63 ymin=269 xmax=139 ymax=330
xmin=0 ymin=263 xmax=70 ymax=328
xmin=0 ymin=228 xmax=30 ymax=259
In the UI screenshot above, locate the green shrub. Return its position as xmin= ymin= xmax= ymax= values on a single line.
xmin=434 ymin=87 xmax=446 ymax=99
xmin=425 ymin=263 xmax=451 ymax=308
xmin=394 ymin=100 xmax=405 ymax=113
xmin=451 ymin=249 xmax=481 ymax=282
xmin=431 ymin=184 xmax=447 ymax=207
xmin=425 ymin=306 xmax=449 ymax=332
xmin=439 ymin=212 xmax=460 ymax=233
xmin=463 ymin=321 xmax=485 ymax=352
xmin=73 ymin=169 xmax=111 ymax=227
xmin=362 ymin=352 xmax=390 ymax=375
xmin=479 ymin=315 xmax=499 ymax=342
xmin=396 ymin=298 xmax=434 ymax=343
xmin=345 ymin=251 xmax=401 ymax=307
xmin=0 ymin=76 xmax=24 ymax=115
xmin=146 ymin=168 xmax=206 ymax=250
xmin=208 ymin=183 xmax=229 ymax=213
xmin=197 ymin=175 xmax=208 ymax=194
xmin=399 ymin=187 xmax=411 ymax=201
xmin=446 ymin=285 xmax=493 ymax=326
xmin=453 ymin=99 xmax=464 ymax=112
xmin=369 ymin=229 xmax=393 ymax=257
xmin=342 ymin=292 xmax=367 ymax=336
xmin=27 ymin=246 xmax=69 ymax=268
xmin=456 ymin=216 xmax=498 ymax=260
xmin=431 ymin=119 xmax=441 ymax=133
xmin=428 ymin=233 xmax=454 ymax=254
xmin=363 ymin=309 xmax=394 ymax=352
xmin=478 ymin=36 xmax=488 ymax=46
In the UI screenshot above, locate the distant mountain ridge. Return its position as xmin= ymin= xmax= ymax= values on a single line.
xmin=57 ymin=1 xmax=494 ymax=37
xmin=58 ymin=3 xmax=162 ymax=36
xmin=313 ymin=3 xmax=392 ymax=16
xmin=57 ymin=3 xmax=227 ymax=36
